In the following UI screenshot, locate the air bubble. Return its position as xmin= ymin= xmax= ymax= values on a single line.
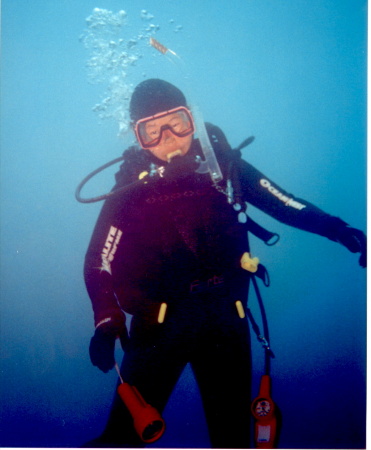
xmin=141 ymin=10 xmax=154 ymax=21
xmin=127 ymin=39 xmax=137 ymax=49
xmin=81 ymin=8 xmax=159 ymax=137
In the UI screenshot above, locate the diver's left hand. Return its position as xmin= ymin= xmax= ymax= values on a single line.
xmin=336 ymin=226 xmax=367 ymax=268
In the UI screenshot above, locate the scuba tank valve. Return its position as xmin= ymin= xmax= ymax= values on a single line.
xmin=114 ymin=363 xmax=165 ymax=443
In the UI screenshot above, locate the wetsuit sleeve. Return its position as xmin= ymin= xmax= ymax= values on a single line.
xmin=238 ymin=159 xmax=347 ymax=240
xmin=84 ymin=194 xmax=126 ymax=327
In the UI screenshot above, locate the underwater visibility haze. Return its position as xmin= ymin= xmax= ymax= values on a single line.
xmin=0 ymin=0 xmax=367 ymax=448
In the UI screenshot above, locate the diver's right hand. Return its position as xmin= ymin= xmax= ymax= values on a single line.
xmin=89 ymin=317 xmax=129 ymax=373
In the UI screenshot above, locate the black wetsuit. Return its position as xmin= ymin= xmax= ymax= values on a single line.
xmin=84 ymin=128 xmax=347 ymax=448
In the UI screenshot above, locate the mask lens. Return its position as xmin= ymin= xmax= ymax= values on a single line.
xmin=136 ymin=107 xmax=194 ymax=148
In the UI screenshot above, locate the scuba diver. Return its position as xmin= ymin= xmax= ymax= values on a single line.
xmin=83 ymin=78 xmax=366 ymax=448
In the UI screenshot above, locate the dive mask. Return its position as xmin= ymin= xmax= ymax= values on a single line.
xmin=134 ymin=107 xmax=195 ymax=149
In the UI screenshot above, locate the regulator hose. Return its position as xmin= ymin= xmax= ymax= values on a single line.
xmin=75 ymin=155 xmax=150 ymax=203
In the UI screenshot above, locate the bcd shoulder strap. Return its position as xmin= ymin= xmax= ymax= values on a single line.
xmin=206 ymin=123 xmax=280 ymax=247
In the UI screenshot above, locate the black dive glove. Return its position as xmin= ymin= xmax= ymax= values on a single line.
xmin=89 ymin=317 xmax=129 ymax=373
xmin=335 ymin=226 xmax=367 ymax=268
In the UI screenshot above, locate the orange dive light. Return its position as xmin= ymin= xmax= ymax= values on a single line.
xmin=115 ymin=364 xmax=165 ymax=443
xmin=117 ymin=382 xmax=165 ymax=443
xmin=251 ymin=375 xmax=277 ymax=448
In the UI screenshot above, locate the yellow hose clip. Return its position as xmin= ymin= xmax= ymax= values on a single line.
xmin=240 ymin=252 xmax=260 ymax=273
xmin=158 ymin=303 xmax=168 ymax=324
xmin=235 ymin=300 xmax=246 ymax=319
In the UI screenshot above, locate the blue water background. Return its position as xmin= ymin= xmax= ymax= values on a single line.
xmin=1 ymin=0 xmax=367 ymax=448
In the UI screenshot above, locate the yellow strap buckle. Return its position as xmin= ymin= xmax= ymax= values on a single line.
xmin=240 ymin=252 xmax=260 ymax=273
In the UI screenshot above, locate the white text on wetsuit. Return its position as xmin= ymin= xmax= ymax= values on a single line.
xmin=101 ymin=226 xmax=122 ymax=274
xmin=260 ymin=179 xmax=306 ymax=210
